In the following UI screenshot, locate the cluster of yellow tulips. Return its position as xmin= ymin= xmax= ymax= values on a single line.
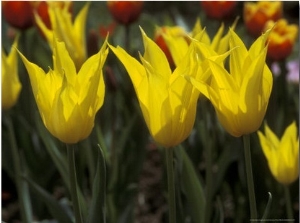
xmin=2 ymin=1 xmax=298 ymax=223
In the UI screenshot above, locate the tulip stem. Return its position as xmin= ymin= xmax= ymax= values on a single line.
xmin=166 ymin=147 xmax=176 ymax=223
xmin=284 ymin=185 xmax=293 ymax=220
xmin=67 ymin=144 xmax=83 ymax=223
xmin=125 ymin=24 xmax=130 ymax=51
xmin=243 ymin=134 xmax=257 ymax=220
xmin=6 ymin=114 xmax=33 ymax=223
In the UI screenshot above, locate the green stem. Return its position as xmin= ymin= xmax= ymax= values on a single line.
xmin=243 ymin=134 xmax=257 ymax=220
xmin=205 ymin=140 xmax=213 ymax=223
xmin=67 ymin=144 xmax=83 ymax=223
xmin=284 ymin=185 xmax=293 ymax=220
xmin=166 ymin=147 xmax=176 ymax=223
xmin=84 ymin=139 xmax=96 ymax=189
xmin=6 ymin=114 xmax=32 ymax=223
xmin=124 ymin=24 xmax=130 ymax=52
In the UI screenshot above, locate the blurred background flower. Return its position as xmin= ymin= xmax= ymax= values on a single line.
xmin=200 ymin=1 xmax=237 ymax=20
xmin=2 ymin=1 xmax=35 ymax=30
xmin=35 ymin=2 xmax=89 ymax=70
xmin=107 ymin=1 xmax=144 ymax=26
xmin=258 ymin=121 xmax=299 ymax=185
xmin=264 ymin=19 xmax=299 ymax=61
xmin=272 ymin=59 xmax=299 ymax=83
xmin=2 ymin=36 xmax=22 ymax=110
xmin=244 ymin=1 xmax=282 ymax=37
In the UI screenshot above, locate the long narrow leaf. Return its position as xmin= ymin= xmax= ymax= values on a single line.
xmin=24 ymin=176 xmax=73 ymax=223
xmin=87 ymin=145 xmax=106 ymax=223
xmin=261 ymin=192 xmax=272 ymax=220
xmin=35 ymin=115 xmax=88 ymax=218
xmin=175 ymin=145 xmax=206 ymax=223
xmin=35 ymin=115 xmax=69 ymax=184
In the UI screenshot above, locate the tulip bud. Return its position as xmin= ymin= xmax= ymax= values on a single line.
xmin=200 ymin=1 xmax=237 ymax=19
xmin=2 ymin=1 xmax=34 ymax=30
xmin=107 ymin=1 xmax=143 ymax=25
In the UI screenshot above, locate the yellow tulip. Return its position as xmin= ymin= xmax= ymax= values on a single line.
xmin=258 ymin=122 xmax=299 ymax=185
xmin=34 ymin=2 xmax=89 ymax=70
xmin=2 ymin=36 xmax=22 ymax=110
xmin=187 ymin=29 xmax=273 ymax=137
xmin=191 ymin=18 xmax=237 ymax=55
xmin=154 ymin=25 xmax=189 ymax=67
xmin=108 ymin=28 xmax=221 ymax=148
xmin=157 ymin=18 xmax=238 ymax=69
xmin=18 ymin=37 xmax=108 ymax=144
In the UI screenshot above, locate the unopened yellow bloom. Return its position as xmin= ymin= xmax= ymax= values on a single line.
xmin=187 ymin=29 xmax=273 ymax=137
xmin=258 ymin=122 xmax=299 ymax=185
xmin=35 ymin=2 xmax=89 ymax=70
xmin=2 ymin=36 xmax=22 ymax=110
xmin=109 ymin=28 xmax=221 ymax=148
xmin=18 ymin=37 xmax=108 ymax=144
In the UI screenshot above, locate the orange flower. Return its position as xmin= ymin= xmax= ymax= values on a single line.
xmin=107 ymin=1 xmax=143 ymax=25
xmin=264 ymin=19 xmax=298 ymax=61
xmin=244 ymin=1 xmax=282 ymax=37
xmin=201 ymin=1 xmax=237 ymax=19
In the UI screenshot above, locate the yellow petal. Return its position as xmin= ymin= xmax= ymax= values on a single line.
xmin=265 ymin=123 xmax=280 ymax=147
xmin=108 ymin=43 xmax=145 ymax=90
xmin=238 ymin=46 xmax=268 ymax=113
xmin=229 ymin=29 xmax=248 ymax=85
xmin=162 ymin=32 xmax=190 ymax=67
xmin=140 ymin=27 xmax=171 ymax=80
xmin=52 ymin=37 xmax=77 ymax=85
xmin=17 ymin=50 xmax=46 ymax=100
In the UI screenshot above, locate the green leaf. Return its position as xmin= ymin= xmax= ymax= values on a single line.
xmin=35 ymin=115 xmax=69 ymax=185
xmin=261 ymin=192 xmax=272 ymax=220
xmin=24 ymin=176 xmax=73 ymax=223
xmin=87 ymin=145 xmax=106 ymax=223
xmin=35 ymin=115 xmax=88 ymax=218
xmin=175 ymin=145 xmax=206 ymax=223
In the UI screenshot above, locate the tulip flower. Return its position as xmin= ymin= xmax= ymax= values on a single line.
xmin=34 ymin=2 xmax=89 ymax=70
xmin=2 ymin=36 xmax=22 ymax=110
xmin=2 ymin=1 xmax=34 ymax=30
xmin=264 ymin=19 xmax=298 ymax=61
xmin=187 ymin=29 xmax=273 ymax=137
xmin=258 ymin=122 xmax=299 ymax=185
xmin=244 ymin=1 xmax=282 ymax=37
xmin=33 ymin=1 xmax=73 ymax=30
xmin=155 ymin=19 xmax=237 ymax=69
xmin=108 ymin=28 xmax=224 ymax=148
xmin=107 ymin=1 xmax=143 ymax=25
xmin=191 ymin=18 xmax=238 ymax=55
xmin=154 ymin=26 xmax=188 ymax=68
xmin=201 ymin=1 xmax=237 ymax=20
xmin=17 ymin=37 xmax=109 ymax=144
